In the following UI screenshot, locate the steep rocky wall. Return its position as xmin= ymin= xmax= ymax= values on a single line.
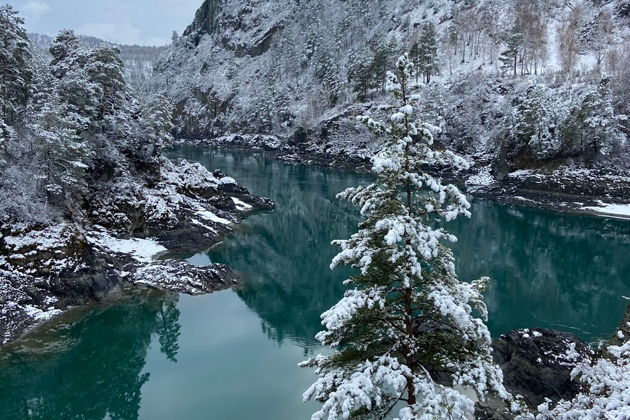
xmin=183 ymin=0 xmax=222 ymax=44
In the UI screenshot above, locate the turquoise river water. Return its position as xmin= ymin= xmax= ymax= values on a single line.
xmin=1 ymin=146 xmax=629 ymax=419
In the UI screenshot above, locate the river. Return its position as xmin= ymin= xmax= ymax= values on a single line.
xmin=1 ymin=146 xmax=629 ymax=419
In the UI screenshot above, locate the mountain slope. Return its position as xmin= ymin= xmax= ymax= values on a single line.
xmin=154 ymin=0 xmax=630 ymax=187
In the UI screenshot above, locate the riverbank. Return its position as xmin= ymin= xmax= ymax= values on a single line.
xmin=176 ymin=135 xmax=630 ymax=221
xmin=1 ymin=146 xmax=628 ymax=419
xmin=0 ymin=158 xmax=273 ymax=346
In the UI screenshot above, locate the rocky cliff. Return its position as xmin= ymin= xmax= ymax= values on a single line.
xmin=154 ymin=0 xmax=630 ymax=196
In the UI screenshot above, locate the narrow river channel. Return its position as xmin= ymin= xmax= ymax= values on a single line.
xmin=1 ymin=146 xmax=629 ymax=419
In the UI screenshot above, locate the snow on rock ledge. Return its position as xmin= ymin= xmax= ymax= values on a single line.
xmin=582 ymin=200 xmax=630 ymax=219
xmin=0 ymin=157 xmax=274 ymax=347
xmin=134 ymin=261 xmax=238 ymax=295
xmin=87 ymin=230 xmax=168 ymax=263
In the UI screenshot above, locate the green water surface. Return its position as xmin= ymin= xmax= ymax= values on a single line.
xmin=1 ymin=147 xmax=629 ymax=419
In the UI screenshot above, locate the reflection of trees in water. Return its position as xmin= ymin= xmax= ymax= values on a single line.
xmin=450 ymin=200 xmax=630 ymax=340
xmin=191 ymin=149 xmax=371 ymax=350
xmin=172 ymin=146 xmax=630 ymax=345
xmin=190 ymin=147 xmax=630 ymax=346
xmin=156 ymin=296 xmax=181 ymax=362
xmin=0 ymin=291 xmax=181 ymax=419
xmin=225 ymin=174 xmax=360 ymax=349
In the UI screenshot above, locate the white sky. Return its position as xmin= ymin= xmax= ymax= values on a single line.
xmin=6 ymin=0 xmax=203 ymax=45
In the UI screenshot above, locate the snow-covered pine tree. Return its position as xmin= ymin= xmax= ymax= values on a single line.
xmin=370 ymin=34 xmax=395 ymax=93
xmin=315 ymin=41 xmax=343 ymax=107
xmin=301 ymin=54 xmax=509 ymax=419
xmin=499 ymin=23 xmax=522 ymax=77
xmin=349 ymin=46 xmax=375 ymax=100
xmin=85 ymin=45 xmax=126 ymax=124
xmin=416 ymin=23 xmax=438 ymax=84
xmin=0 ymin=4 xmax=32 ymax=124
xmin=409 ymin=41 xmax=421 ymax=85
xmin=48 ymin=30 xmax=101 ymax=130
xmin=27 ymin=85 xmax=90 ymax=209
xmin=140 ymin=93 xmax=175 ymax=163
xmin=49 ymin=29 xmax=84 ymax=78
xmin=512 ymin=85 xmax=561 ymax=160
xmin=579 ymin=78 xmax=621 ymax=157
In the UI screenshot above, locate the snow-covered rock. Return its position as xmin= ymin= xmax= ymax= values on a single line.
xmin=0 ymin=157 xmax=274 ymax=347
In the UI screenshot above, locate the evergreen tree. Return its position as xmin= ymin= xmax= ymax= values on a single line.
xmin=27 ymin=89 xmax=90 ymax=209
xmin=499 ymin=23 xmax=522 ymax=77
xmin=370 ymin=35 xmax=395 ymax=92
xmin=512 ymin=85 xmax=560 ymax=160
xmin=301 ymin=55 xmax=509 ymax=419
xmin=85 ymin=45 xmax=126 ymax=124
xmin=0 ymin=111 xmax=11 ymax=166
xmin=49 ymin=29 xmax=83 ymax=78
xmin=141 ymin=93 xmax=174 ymax=159
xmin=48 ymin=29 xmax=100 ymax=128
xmin=416 ymin=23 xmax=439 ymax=84
xmin=57 ymin=67 xmax=101 ymax=127
xmin=348 ymin=47 xmax=374 ymax=100
xmin=578 ymin=78 xmax=620 ymax=157
xmin=0 ymin=4 xmax=32 ymax=123
xmin=315 ymin=46 xmax=343 ymax=107
xmin=409 ymin=41 xmax=421 ymax=84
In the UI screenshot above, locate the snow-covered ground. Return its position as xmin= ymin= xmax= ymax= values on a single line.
xmin=582 ymin=201 xmax=630 ymax=219
xmin=195 ymin=209 xmax=233 ymax=225
xmin=87 ymin=231 xmax=168 ymax=263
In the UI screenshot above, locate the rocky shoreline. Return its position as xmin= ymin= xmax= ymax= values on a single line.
xmin=2 ymin=139 xmax=628 ymax=417
xmin=0 ymin=157 xmax=274 ymax=346
xmin=479 ymin=302 xmax=630 ymax=417
xmin=176 ymin=134 xmax=630 ymax=221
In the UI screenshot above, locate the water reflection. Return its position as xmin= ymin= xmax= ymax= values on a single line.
xmin=0 ymin=292 xmax=180 ymax=419
xmin=176 ymin=148 xmax=369 ymax=348
xmin=0 ymin=147 xmax=628 ymax=420
xmin=451 ymin=202 xmax=630 ymax=341
xmin=177 ymin=147 xmax=630 ymax=345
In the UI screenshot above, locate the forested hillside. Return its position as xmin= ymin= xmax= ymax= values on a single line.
xmin=155 ymin=0 xmax=630 ymax=180
xmin=0 ymin=5 xmax=270 ymax=344
xmin=29 ymin=32 xmax=168 ymax=91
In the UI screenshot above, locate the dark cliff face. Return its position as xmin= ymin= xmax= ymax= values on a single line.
xmin=183 ymin=0 xmax=222 ymax=45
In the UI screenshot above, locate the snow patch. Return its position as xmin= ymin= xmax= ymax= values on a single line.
xmin=191 ymin=218 xmax=217 ymax=232
xmin=87 ymin=232 xmax=167 ymax=262
xmin=220 ymin=176 xmax=237 ymax=185
xmin=466 ymin=166 xmax=496 ymax=189
xmin=196 ymin=209 xmax=232 ymax=225
xmin=582 ymin=200 xmax=630 ymax=218
xmin=231 ymin=197 xmax=253 ymax=210
xmin=22 ymin=304 xmax=62 ymax=321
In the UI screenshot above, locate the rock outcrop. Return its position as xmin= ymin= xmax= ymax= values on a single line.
xmin=492 ymin=329 xmax=593 ymax=407
xmin=183 ymin=0 xmax=222 ymax=45
xmin=0 ymin=158 xmax=274 ymax=347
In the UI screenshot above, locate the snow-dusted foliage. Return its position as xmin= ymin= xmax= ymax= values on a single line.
xmin=0 ymin=5 xmax=31 ymax=125
xmin=0 ymin=20 xmax=174 ymax=223
xmin=28 ymin=32 xmax=168 ymax=91
xmin=155 ymin=0 xmax=630 ymax=171
xmin=0 ymin=8 xmax=270 ymax=345
xmin=301 ymin=56 xmax=511 ymax=419
xmin=515 ymin=337 xmax=630 ymax=419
